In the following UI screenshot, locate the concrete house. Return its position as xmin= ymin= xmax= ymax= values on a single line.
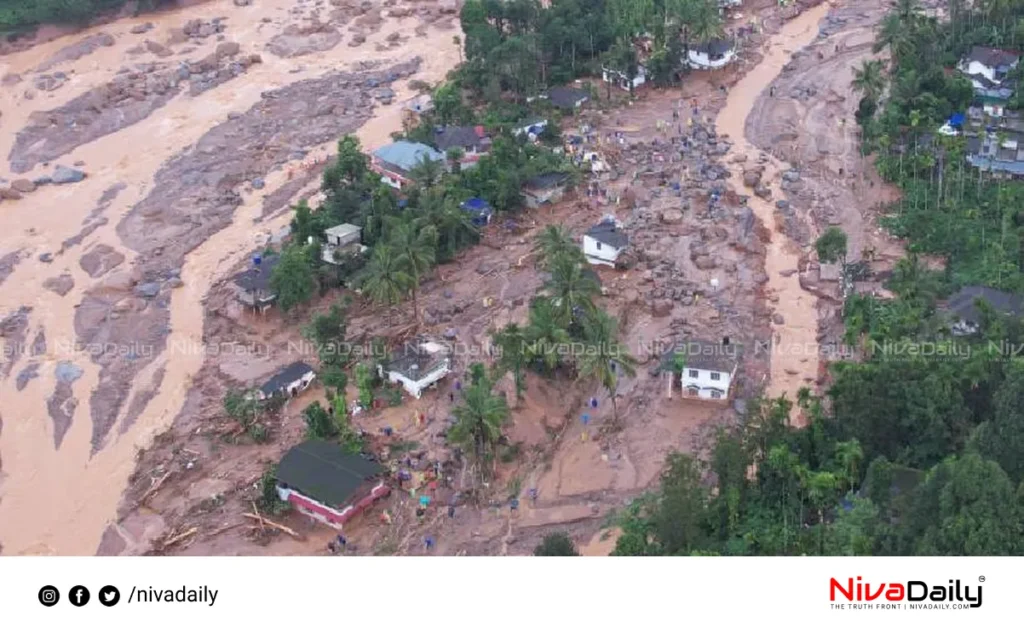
xmin=942 ymin=285 xmax=1024 ymax=335
xmin=583 ymin=218 xmax=628 ymax=267
xmin=522 ymin=172 xmax=570 ymax=208
xmin=602 ymin=65 xmax=647 ymax=92
xmin=275 ymin=440 xmax=390 ymax=528
xmin=378 ymin=339 xmax=451 ymax=399
xmin=966 ymin=129 xmax=1024 ymax=176
xmin=688 ymin=38 xmax=736 ymax=70
xmin=371 ymin=141 xmax=446 ymax=190
xmin=958 ymin=47 xmax=1019 ymax=115
xmin=321 ymin=223 xmax=364 ymax=264
xmin=433 ymin=125 xmax=491 ymax=169
xmin=256 ymin=361 xmax=316 ymax=400
xmin=233 ymin=252 xmax=280 ymax=312
xmin=672 ymin=339 xmax=739 ymax=402
xmin=547 ymin=86 xmax=590 ymax=111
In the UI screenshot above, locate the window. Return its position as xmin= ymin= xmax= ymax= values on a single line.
xmin=688 ymin=387 xmax=700 ymax=397
xmin=595 ymin=242 xmax=602 ymax=250
xmin=688 ymin=369 xmax=698 ymax=379
xmin=710 ymin=391 xmax=722 ymax=399
xmin=710 ymin=372 xmax=721 ymax=381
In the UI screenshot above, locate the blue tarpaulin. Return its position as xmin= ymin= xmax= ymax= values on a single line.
xmin=949 ymin=112 xmax=965 ymax=127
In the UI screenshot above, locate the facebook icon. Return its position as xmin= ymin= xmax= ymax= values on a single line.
xmin=69 ymin=585 xmax=90 ymax=607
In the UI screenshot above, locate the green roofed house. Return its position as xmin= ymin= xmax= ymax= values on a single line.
xmin=275 ymin=440 xmax=390 ymax=528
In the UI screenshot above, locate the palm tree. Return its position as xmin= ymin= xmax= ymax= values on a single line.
xmin=575 ymin=310 xmax=637 ymax=426
xmin=389 ymin=218 xmax=438 ymax=324
xmin=545 ymin=252 xmax=601 ymax=327
xmin=448 ymin=376 xmax=510 ymax=479
xmin=851 ymin=59 xmax=887 ymax=103
xmin=534 ymin=224 xmax=578 ymax=269
xmin=834 ymin=440 xmax=864 ymax=494
xmin=523 ymin=299 xmax=572 ymax=372
xmin=873 ymin=12 xmax=916 ymax=66
xmin=492 ymin=323 xmax=528 ymax=403
xmin=362 ymin=244 xmax=413 ymax=309
xmin=686 ymin=0 xmax=724 ymax=48
xmin=410 ymin=156 xmax=444 ymax=188
xmin=429 ymin=198 xmax=478 ymax=260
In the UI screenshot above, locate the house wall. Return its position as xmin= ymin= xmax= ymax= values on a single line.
xmin=327 ymin=231 xmax=361 ymax=248
xmin=371 ymin=158 xmax=410 ymax=189
xmin=602 ymin=68 xmax=645 ymax=91
xmin=235 ymin=286 xmax=276 ymax=308
xmin=583 ymin=235 xmax=621 ymax=267
xmin=384 ymin=358 xmax=451 ymax=398
xmin=688 ymin=49 xmax=735 ymax=69
xmin=276 ymin=482 xmax=390 ymax=528
xmin=523 ymin=186 xmax=565 ymax=209
xmin=680 ymin=365 xmax=733 ymax=401
xmin=963 ymin=60 xmax=998 ymax=82
xmin=257 ymin=370 xmax=316 ymax=400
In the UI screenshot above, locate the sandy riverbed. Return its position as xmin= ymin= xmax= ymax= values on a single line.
xmin=0 ymin=0 xmax=458 ymax=555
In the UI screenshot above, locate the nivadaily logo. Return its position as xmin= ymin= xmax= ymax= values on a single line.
xmin=830 ymin=576 xmax=984 ymax=610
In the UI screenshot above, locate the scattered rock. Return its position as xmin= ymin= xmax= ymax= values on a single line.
xmin=1 ymin=73 xmax=22 ymax=86
xmin=35 ymin=32 xmax=115 ymax=72
xmin=16 ymin=362 xmax=39 ymax=391
xmin=651 ymin=299 xmax=673 ymax=317
xmin=52 ymin=165 xmax=87 ymax=184
xmin=134 ymin=281 xmax=161 ymax=298
xmin=11 ymin=179 xmax=36 ymax=193
xmin=38 ymin=253 xmax=53 ymax=263
xmin=349 ymin=32 xmax=367 ymax=47
xmin=233 ymin=0 xmax=253 ymax=5
xmin=772 ymin=313 xmax=785 ymax=325
xmin=130 ymin=22 xmax=154 ymax=35
xmin=80 ymin=244 xmax=126 ymax=278
xmin=55 ymin=361 xmax=84 ymax=384
xmin=267 ymin=24 xmax=343 ymax=57
xmin=43 ymin=273 xmax=75 ymax=296
xmin=251 ymin=177 xmax=265 ymax=190
xmin=754 ymin=183 xmax=772 ymax=200
xmin=0 ymin=187 xmax=22 ymax=200
xmin=34 ymin=73 xmax=68 ymax=92
xmin=694 ymin=255 xmax=717 ymax=270
xmin=782 ymin=169 xmax=801 ymax=183
xmin=742 ymin=169 xmax=762 ymax=188
xmin=660 ymin=209 xmax=684 ymax=224
xmin=144 ymin=40 xmax=173 ymax=58
xmin=215 ymin=41 xmax=241 ymax=58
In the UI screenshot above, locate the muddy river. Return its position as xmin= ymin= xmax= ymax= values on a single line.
xmin=0 ymin=0 xmax=458 ymax=555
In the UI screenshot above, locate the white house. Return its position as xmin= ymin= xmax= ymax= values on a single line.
xmin=672 ymin=339 xmax=738 ymax=402
xmin=602 ymin=65 xmax=647 ymax=92
xmin=378 ymin=339 xmax=451 ymax=399
xmin=321 ymin=223 xmax=365 ymax=264
xmin=256 ymin=361 xmax=316 ymax=400
xmin=958 ymin=47 xmax=1019 ymax=102
xmin=688 ymin=38 xmax=736 ymax=70
xmin=583 ymin=218 xmax=628 ymax=267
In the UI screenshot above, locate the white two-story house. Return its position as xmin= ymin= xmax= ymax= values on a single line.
xmin=674 ymin=339 xmax=738 ymax=402
xmin=378 ymin=338 xmax=451 ymax=399
xmin=583 ymin=218 xmax=628 ymax=267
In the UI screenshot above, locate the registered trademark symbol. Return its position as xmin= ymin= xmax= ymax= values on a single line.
xmin=979 ymin=576 xmax=986 ymax=583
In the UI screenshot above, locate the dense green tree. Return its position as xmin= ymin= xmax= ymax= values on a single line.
xmin=971 ymin=362 xmax=1024 ymax=483
xmin=448 ymin=373 xmax=511 ymax=476
xmin=303 ymin=402 xmax=338 ymax=440
xmin=270 ymin=243 xmax=317 ymax=313
xmin=534 ymin=531 xmax=580 ymax=555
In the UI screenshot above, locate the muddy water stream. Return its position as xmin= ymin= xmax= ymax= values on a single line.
xmin=0 ymin=0 xmax=457 ymax=554
xmin=717 ymin=2 xmax=830 ymax=402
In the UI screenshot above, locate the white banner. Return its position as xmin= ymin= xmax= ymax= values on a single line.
xmin=0 ymin=557 xmax=1016 ymax=631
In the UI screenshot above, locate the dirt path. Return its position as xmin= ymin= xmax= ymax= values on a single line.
xmin=0 ymin=0 xmax=458 ymax=555
xmin=716 ymin=2 xmax=832 ymax=401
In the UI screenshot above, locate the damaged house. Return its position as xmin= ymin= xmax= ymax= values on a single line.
xmin=522 ymin=172 xmax=571 ymax=208
xmin=378 ymin=338 xmax=452 ymax=398
xmin=233 ymin=252 xmax=280 ymax=312
xmin=255 ymin=361 xmax=317 ymax=401
xmin=941 ymin=285 xmax=1024 ymax=335
xmin=583 ymin=218 xmax=628 ymax=267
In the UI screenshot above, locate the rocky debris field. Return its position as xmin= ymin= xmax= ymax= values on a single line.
xmin=8 ymin=46 xmax=263 ymax=173
xmin=71 ymin=57 xmax=421 ymax=454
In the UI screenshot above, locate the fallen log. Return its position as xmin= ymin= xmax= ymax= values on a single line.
xmin=163 ymin=527 xmax=198 ymax=548
xmin=243 ymin=513 xmax=303 ymax=539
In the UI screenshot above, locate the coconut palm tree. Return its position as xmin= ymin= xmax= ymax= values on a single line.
xmin=873 ymin=12 xmax=916 ymax=66
xmin=834 ymin=440 xmax=864 ymax=494
xmin=428 ymin=197 xmax=478 ymax=260
xmin=362 ymin=244 xmax=413 ymax=309
xmin=448 ymin=375 xmax=510 ymax=479
xmin=851 ymin=59 xmax=887 ymax=103
xmin=388 ymin=218 xmax=438 ymax=324
xmin=492 ymin=323 xmax=529 ymax=403
xmin=544 ymin=251 xmax=601 ymax=328
xmin=523 ymin=299 xmax=572 ymax=373
xmin=410 ymin=155 xmax=444 ymax=188
xmin=534 ymin=224 xmax=578 ymax=269
xmin=576 ymin=310 xmax=637 ymax=426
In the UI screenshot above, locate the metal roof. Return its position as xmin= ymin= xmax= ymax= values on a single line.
xmin=964 ymin=46 xmax=1020 ymax=69
xmin=325 ymin=223 xmax=361 ymax=238
xmin=259 ymin=361 xmax=314 ymax=395
xmin=277 ymin=440 xmax=383 ymax=509
xmin=372 ymin=141 xmax=445 ymax=172
xmin=585 ymin=220 xmax=629 ymax=249
xmin=232 ymin=252 xmax=280 ymax=291
xmin=943 ymin=285 xmax=1024 ymax=323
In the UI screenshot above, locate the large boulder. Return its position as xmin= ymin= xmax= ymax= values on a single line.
xmin=52 ymin=165 xmax=86 ymax=184
xmin=10 ymin=179 xmax=36 ymax=193
xmin=215 ymin=41 xmax=241 ymax=58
